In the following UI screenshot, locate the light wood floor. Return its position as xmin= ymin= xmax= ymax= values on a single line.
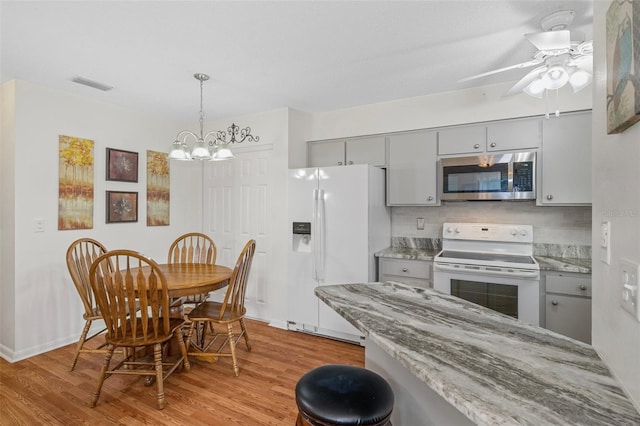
xmin=0 ymin=319 xmax=364 ymax=425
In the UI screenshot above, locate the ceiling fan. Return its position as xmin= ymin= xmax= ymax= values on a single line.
xmin=459 ymin=10 xmax=593 ymax=98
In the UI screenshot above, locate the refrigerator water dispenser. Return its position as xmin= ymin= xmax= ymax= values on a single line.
xmin=292 ymin=222 xmax=311 ymax=252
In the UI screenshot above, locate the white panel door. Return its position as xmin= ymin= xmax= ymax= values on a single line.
xmin=203 ymin=148 xmax=272 ymax=320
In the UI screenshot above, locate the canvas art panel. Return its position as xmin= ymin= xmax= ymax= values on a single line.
xmin=146 ymin=150 xmax=170 ymax=226
xmin=606 ymin=0 xmax=640 ymax=134
xmin=58 ymin=135 xmax=94 ymax=230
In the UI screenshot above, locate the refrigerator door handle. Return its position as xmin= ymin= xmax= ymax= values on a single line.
xmin=317 ymin=189 xmax=326 ymax=280
xmin=312 ymin=188 xmax=320 ymax=280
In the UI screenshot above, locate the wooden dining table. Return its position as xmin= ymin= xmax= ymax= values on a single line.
xmin=149 ymin=263 xmax=233 ymax=299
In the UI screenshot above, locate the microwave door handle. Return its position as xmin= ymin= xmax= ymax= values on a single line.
xmin=508 ymin=161 xmax=514 ymax=193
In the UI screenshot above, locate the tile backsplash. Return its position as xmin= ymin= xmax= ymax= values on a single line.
xmin=392 ymin=201 xmax=592 ymax=247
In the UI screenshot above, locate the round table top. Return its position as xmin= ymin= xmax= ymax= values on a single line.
xmin=132 ymin=263 xmax=233 ymax=298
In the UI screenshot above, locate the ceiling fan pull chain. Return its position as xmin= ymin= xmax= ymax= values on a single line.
xmin=545 ymin=90 xmax=550 ymax=119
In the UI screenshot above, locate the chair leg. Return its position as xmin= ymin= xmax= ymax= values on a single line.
xmin=227 ymin=323 xmax=239 ymax=376
xmin=153 ymin=343 xmax=166 ymax=410
xmin=70 ymin=319 xmax=92 ymax=371
xmin=239 ymin=318 xmax=251 ymax=351
xmin=174 ymin=328 xmax=190 ymax=373
xmin=91 ymin=345 xmax=115 ymax=407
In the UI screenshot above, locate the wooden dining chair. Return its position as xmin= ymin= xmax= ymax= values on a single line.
xmin=66 ymin=238 xmax=111 ymax=371
xmin=89 ymin=250 xmax=190 ymax=410
xmin=167 ymin=232 xmax=217 ymax=306
xmin=185 ymin=239 xmax=256 ymax=376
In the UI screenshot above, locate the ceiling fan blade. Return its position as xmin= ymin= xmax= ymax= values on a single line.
xmin=458 ymin=58 xmax=543 ymax=83
xmin=525 ymin=30 xmax=571 ymax=51
xmin=503 ymin=66 xmax=548 ymax=97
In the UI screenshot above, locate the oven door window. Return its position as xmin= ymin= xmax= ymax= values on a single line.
xmin=451 ymin=280 xmax=518 ymax=318
xmin=442 ymin=162 xmax=508 ymax=194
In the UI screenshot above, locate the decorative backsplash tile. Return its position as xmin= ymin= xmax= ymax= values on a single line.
xmin=391 ymin=202 xmax=592 ymax=247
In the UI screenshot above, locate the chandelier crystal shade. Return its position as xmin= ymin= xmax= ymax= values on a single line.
xmin=169 ymin=73 xmax=259 ymax=162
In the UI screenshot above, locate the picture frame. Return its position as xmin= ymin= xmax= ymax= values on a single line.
xmin=106 ymin=191 xmax=138 ymax=223
xmin=606 ymin=0 xmax=640 ymax=134
xmin=106 ymin=148 xmax=138 ymax=182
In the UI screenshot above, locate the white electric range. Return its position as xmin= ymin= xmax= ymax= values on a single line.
xmin=433 ymin=223 xmax=540 ymax=325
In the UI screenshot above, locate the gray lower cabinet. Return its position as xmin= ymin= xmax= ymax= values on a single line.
xmin=379 ymin=258 xmax=432 ymax=288
xmin=542 ymin=271 xmax=592 ymax=344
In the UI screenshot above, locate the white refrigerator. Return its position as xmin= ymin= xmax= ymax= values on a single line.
xmin=287 ymin=164 xmax=390 ymax=343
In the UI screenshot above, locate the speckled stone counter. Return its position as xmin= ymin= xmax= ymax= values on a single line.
xmin=536 ymin=256 xmax=592 ymax=274
xmin=316 ymin=282 xmax=640 ymax=425
xmin=376 ymin=247 xmax=592 ymax=274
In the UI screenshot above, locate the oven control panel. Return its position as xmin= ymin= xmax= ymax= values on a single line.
xmin=443 ymin=223 xmax=533 ymax=243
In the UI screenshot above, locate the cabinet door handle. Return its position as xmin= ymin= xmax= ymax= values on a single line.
xmin=546 ymin=194 xmax=553 ymax=200
xmin=551 ymin=300 xmax=559 ymax=306
xmin=427 ymin=196 xmax=433 ymax=201
xmin=579 ymin=285 xmax=587 ymax=291
xmin=348 ymin=160 xmax=354 ymax=165
xmin=473 ymin=143 xmax=480 ymax=149
xmin=337 ymin=161 xmax=343 ymax=166
xmin=490 ymin=142 xmax=496 ymax=148
xmin=402 ymin=267 xmax=408 ymax=272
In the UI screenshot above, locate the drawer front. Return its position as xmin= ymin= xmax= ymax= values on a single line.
xmin=380 ymin=274 xmax=432 ymax=289
xmin=380 ymin=258 xmax=430 ymax=279
xmin=546 ymin=274 xmax=592 ymax=297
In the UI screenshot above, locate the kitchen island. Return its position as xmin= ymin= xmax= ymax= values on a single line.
xmin=316 ymin=282 xmax=640 ymax=425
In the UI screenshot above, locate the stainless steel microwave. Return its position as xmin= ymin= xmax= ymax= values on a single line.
xmin=438 ymin=151 xmax=536 ymax=201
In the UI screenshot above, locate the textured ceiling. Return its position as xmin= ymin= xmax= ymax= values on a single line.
xmin=1 ymin=1 xmax=593 ymax=123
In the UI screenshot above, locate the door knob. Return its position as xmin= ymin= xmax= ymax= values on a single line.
xmin=348 ymin=161 xmax=354 ymax=165
xmin=427 ymin=196 xmax=433 ymax=201
xmin=338 ymin=161 xmax=343 ymax=166
xmin=490 ymin=142 xmax=496 ymax=148
xmin=551 ymin=300 xmax=559 ymax=306
xmin=402 ymin=268 xmax=408 ymax=272
xmin=546 ymin=194 xmax=553 ymax=200
xmin=473 ymin=144 xmax=480 ymax=149
xmin=579 ymin=285 xmax=587 ymax=291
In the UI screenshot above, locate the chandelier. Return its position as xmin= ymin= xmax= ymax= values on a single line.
xmin=168 ymin=73 xmax=259 ymax=161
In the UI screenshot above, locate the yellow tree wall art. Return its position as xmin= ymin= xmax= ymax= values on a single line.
xmin=146 ymin=150 xmax=170 ymax=226
xmin=58 ymin=135 xmax=94 ymax=230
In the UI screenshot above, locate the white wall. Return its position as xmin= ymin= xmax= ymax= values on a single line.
xmin=308 ymin=81 xmax=592 ymax=140
xmin=592 ymin=1 xmax=640 ymax=407
xmin=0 ymin=80 xmax=201 ymax=361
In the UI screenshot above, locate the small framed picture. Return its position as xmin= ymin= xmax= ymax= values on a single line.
xmin=106 ymin=148 xmax=138 ymax=182
xmin=106 ymin=191 xmax=138 ymax=223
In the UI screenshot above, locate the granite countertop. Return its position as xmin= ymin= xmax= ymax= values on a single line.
xmin=535 ymin=256 xmax=592 ymax=274
xmin=375 ymin=246 xmax=440 ymax=260
xmin=316 ymin=282 xmax=640 ymax=426
xmin=376 ymin=247 xmax=592 ymax=274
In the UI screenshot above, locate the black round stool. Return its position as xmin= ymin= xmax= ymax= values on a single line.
xmin=295 ymin=364 xmax=394 ymax=426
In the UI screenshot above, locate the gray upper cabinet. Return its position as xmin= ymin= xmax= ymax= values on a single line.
xmin=387 ymin=130 xmax=439 ymax=206
xmin=487 ymin=119 xmax=541 ymax=152
xmin=308 ymin=136 xmax=386 ymax=167
xmin=538 ymin=111 xmax=592 ymax=205
xmin=437 ymin=124 xmax=486 ymax=155
xmin=437 ymin=118 xmax=541 ymax=156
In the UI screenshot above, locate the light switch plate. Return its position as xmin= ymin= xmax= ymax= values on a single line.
xmin=417 ymin=218 xmax=425 ymax=230
xmin=600 ymin=221 xmax=611 ymax=264
xmin=620 ymin=259 xmax=640 ymax=322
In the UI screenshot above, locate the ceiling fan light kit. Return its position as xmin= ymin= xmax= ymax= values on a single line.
xmin=458 ymin=10 xmax=593 ymax=110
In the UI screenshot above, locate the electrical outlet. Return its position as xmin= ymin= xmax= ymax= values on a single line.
xmin=417 ymin=218 xmax=425 ymax=230
xmin=620 ymin=259 xmax=640 ymax=322
xmin=600 ymin=221 xmax=611 ymax=264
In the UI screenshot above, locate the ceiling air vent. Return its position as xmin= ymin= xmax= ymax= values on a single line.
xmin=71 ymin=76 xmax=114 ymax=91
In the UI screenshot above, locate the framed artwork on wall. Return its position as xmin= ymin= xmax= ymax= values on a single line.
xmin=606 ymin=0 xmax=640 ymax=134
xmin=106 ymin=191 xmax=138 ymax=223
xmin=106 ymin=148 xmax=138 ymax=182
